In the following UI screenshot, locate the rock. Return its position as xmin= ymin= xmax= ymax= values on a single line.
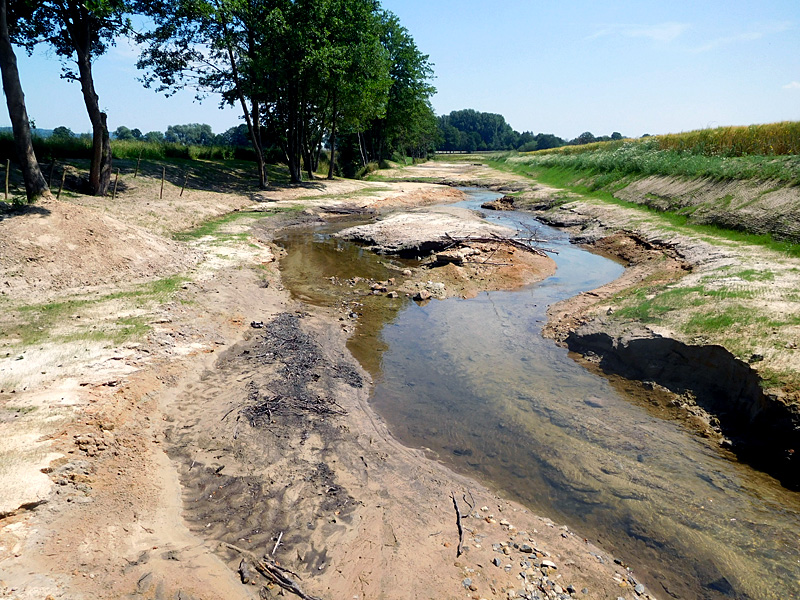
xmin=462 ymin=578 xmax=473 ymax=589
xmin=492 ymin=557 xmax=502 ymax=567
xmin=250 ymin=321 xmax=264 ymax=328
xmin=520 ymin=544 xmax=534 ymax=553
xmin=541 ymin=559 xmax=557 ymax=570
xmin=387 ymin=291 xmax=399 ymax=298
xmin=414 ymin=290 xmax=432 ymax=301
xmin=634 ymin=583 xmax=645 ymax=594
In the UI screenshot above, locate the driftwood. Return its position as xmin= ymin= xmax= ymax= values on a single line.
xmin=450 ymin=492 xmax=465 ymax=558
xmin=318 ymin=204 xmax=376 ymax=216
xmin=221 ymin=542 xmax=323 ymax=600
xmin=254 ymin=558 xmax=323 ymax=600
xmin=443 ymin=232 xmax=556 ymax=258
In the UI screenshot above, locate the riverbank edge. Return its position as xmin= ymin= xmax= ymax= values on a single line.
xmin=417 ymin=172 xmax=799 ymax=490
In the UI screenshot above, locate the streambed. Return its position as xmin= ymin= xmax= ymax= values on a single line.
xmin=275 ymin=189 xmax=800 ymax=600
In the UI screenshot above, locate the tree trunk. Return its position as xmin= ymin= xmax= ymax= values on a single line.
xmin=224 ymin=22 xmax=267 ymax=189
xmin=251 ymin=100 xmax=267 ymax=187
xmin=286 ymin=86 xmax=302 ymax=183
xmin=75 ymin=51 xmax=111 ymax=196
xmin=327 ymin=95 xmax=337 ymax=180
xmin=0 ymin=0 xmax=48 ymax=201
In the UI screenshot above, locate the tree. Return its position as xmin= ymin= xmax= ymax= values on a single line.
xmin=165 ymin=123 xmax=215 ymax=145
xmin=321 ymin=0 xmax=391 ymax=179
xmin=437 ymin=109 xmax=518 ymax=151
xmin=113 ymin=125 xmax=135 ymax=140
xmin=359 ymin=11 xmax=436 ymax=163
xmin=219 ymin=124 xmax=250 ymax=147
xmin=136 ymin=0 xmax=272 ymax=187
xmin=0 ymin=0 xmax=49 ymax=201
xmin=575 ymin=131 xmax=596 ymax=145
xmin=19 ymin=0 xmax=130 ymax=196
xmin=144 ymin=130 xmax=164 ymax=143
xmin=611 ymin=131 xmax=623 ymax=140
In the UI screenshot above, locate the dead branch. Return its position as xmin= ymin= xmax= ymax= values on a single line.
xmin=272 ymin=531 xmax=284 ymax=555
xmin=318 ymin=204 xmax=376 ymax=216
xmin=450 ymin=491 xmax=465 ymax=558
xmin=220 ymin=542 xmax=323 ymax=600
xmin=443 ymin=232 xmax=556 ymax=257
xmin=462 ymin=490 xmax=476 ymax=515
xmin=255 ymin=557 xmax=323 ymax=600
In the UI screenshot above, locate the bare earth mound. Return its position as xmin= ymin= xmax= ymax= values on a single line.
xmin=0 ymin=199 xmax=201 ymax=300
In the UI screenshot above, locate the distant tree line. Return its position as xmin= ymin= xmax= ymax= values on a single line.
xmin=436 ymin=109 xmax=625 ymax=153
xmin=0 ymin=0 xmax=437 ymax=202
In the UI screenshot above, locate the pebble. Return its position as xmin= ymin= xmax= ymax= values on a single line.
xmin=520 ymin=544 xmax=533 ymax=553
xmin=635 ymin=583 xmax=645 ymax=594
xmin=492 ymin=557 xmax=502 ymax=567
xmin=462 ymin=578 xmax=472 ymax=589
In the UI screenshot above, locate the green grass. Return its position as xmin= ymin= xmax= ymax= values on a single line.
xmin=489 ymin=160 xmax=800 ymax=257
xmin=1 ymin=275 xmax=188 ymax=347
xmin=174 ymin=209 xmax=283 ymax=241
xmin=504 ymin=130 xmax=800 ymax=184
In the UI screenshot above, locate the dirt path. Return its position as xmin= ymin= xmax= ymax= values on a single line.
xmin=0 ymin=168 xmax=653 ymax=599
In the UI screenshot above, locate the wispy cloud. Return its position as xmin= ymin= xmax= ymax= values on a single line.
xmin=587 ymin=22 xmax=690 ymax=44
xmin=690 ymin=21 xmax=792 ymax=53
xmin=783 ymin=81 xmax=800 ymax=90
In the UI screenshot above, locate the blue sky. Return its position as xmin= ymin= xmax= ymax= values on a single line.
xmin=4 ymin=0 xmax=799 ymax=140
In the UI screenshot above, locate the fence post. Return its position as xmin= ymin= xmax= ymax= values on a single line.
xmin=57 ymin=166 xmax=67 ymax=200
xmin=112 ymin=169 xmax=120 ymax=201
xmin=4 ymin=159 xmax=8 ymax=201
xmin=134 ymin=149 xmax=142 ymax=178
xmin=180 ymin=170 xmax=190 ymax=197
xmin=160 ymin=166 xmax=165 ymax=199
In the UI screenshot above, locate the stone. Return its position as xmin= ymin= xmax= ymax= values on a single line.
xmin=541 ymin=560 xmax=557 ymax=570
xmin=634 ymin=583 xmax=645 ymax=594
xmin=462 ymin=578 xmax=473 ymax=589
xmin=387 ymin=291 xmax=399 ymax=298
xmin=492 ymin=557 xmax=502 ymax=567
xmin=414 ymin=290 xmax=432 ymax=301
xmin=520 ymin=544 xmax=534 ymax=553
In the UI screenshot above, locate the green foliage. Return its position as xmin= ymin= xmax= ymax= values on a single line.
xmin=506 ymin=134 xmax=800 ymax=183
xmin=165 ymin=123 xmax=215 ymax=146
xmin=489 ymin=158 xmax=800 ymax=257
xmin=436 ymin=110 xmax=566 ymax=153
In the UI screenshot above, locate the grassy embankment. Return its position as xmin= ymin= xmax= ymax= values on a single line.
xmin=480 ymin=123 xmax=800 ymax=391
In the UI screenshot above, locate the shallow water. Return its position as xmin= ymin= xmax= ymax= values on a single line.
xmin=276 ymin=189 xmax=800 ymax=600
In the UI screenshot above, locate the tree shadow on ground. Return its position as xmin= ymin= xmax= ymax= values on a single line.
xmin=0 ymin=202 xmax=52 ymax=220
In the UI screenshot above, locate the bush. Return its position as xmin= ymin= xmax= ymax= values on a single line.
xmin=355 ymin=161 xmax=380 ymax=179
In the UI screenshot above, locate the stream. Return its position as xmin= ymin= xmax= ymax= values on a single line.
xmin=275 ymin=188 xmax=800 ymax=600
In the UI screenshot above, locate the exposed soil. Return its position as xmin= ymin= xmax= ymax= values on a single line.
xmin=0 ymin=163 xmax=650 ymax=600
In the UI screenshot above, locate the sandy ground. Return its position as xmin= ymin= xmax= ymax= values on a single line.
xmin=0 ymin=165 xmax=653 ymax=600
